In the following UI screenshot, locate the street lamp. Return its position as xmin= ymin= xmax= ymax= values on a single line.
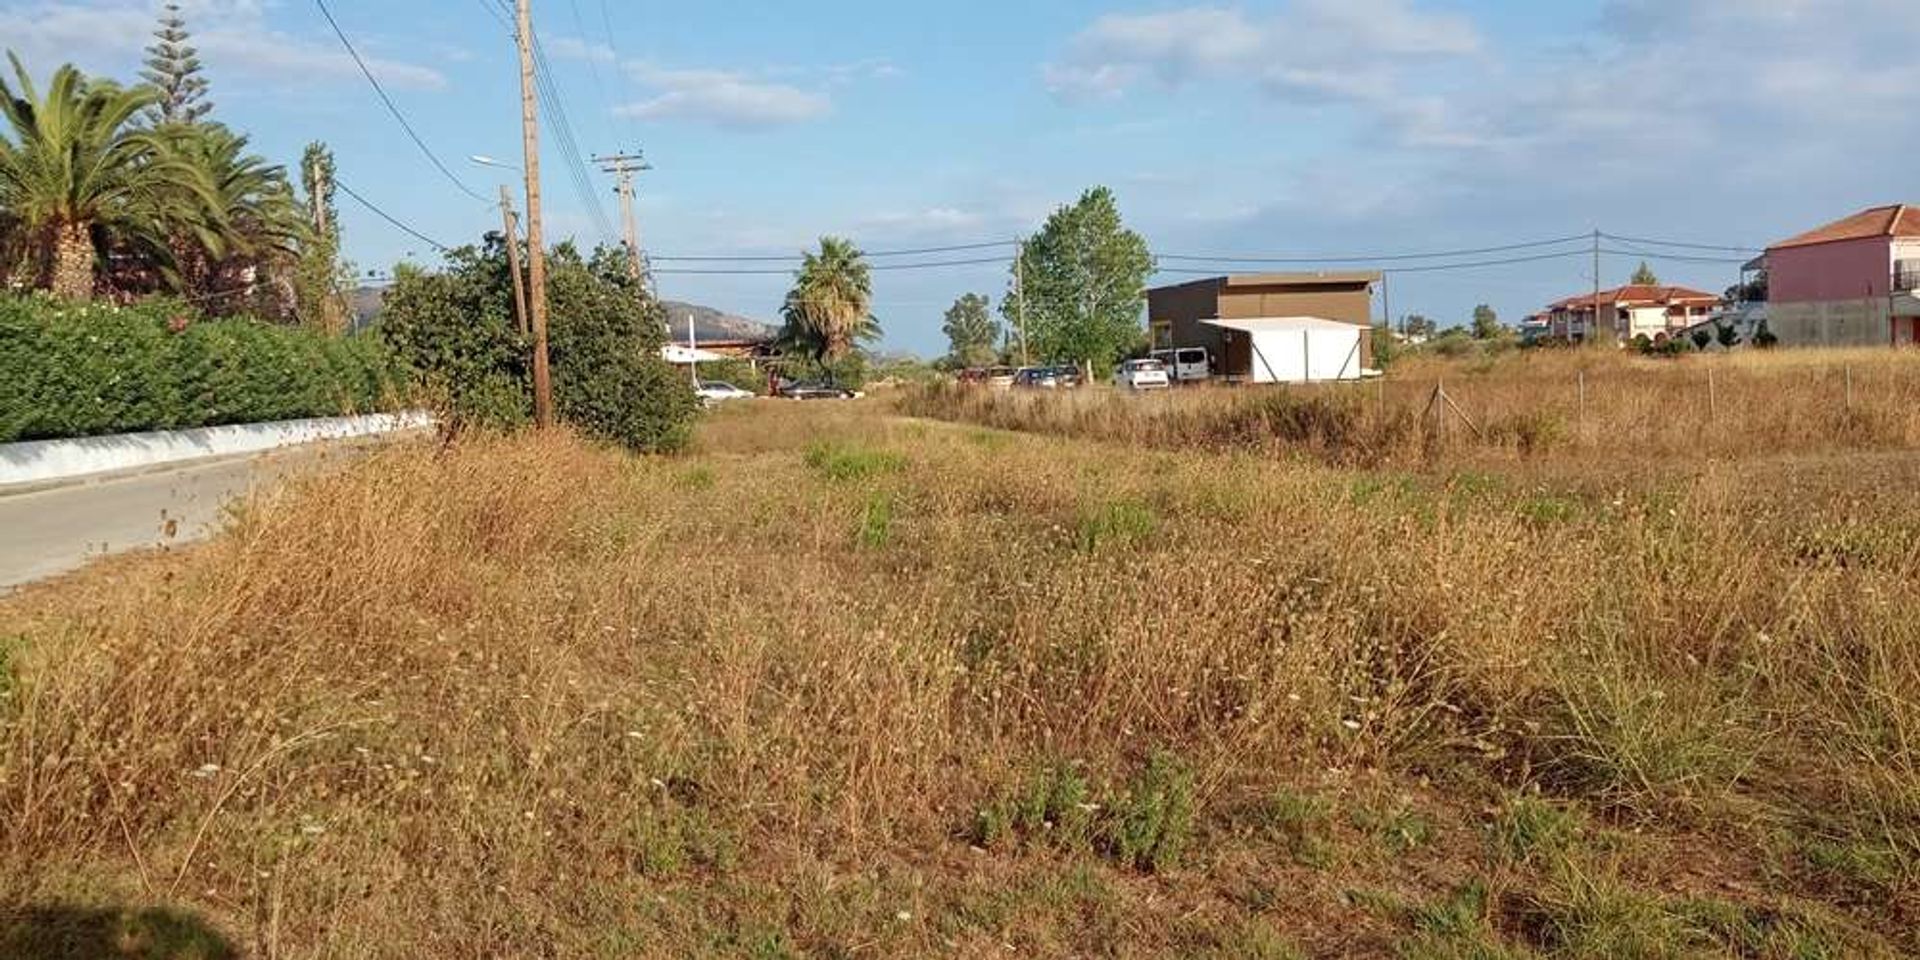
xmin=469 ymin=154 xmax=520 ymax=172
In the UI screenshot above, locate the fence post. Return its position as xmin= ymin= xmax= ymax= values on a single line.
xmin=1846 ymin=365 xmax=1854 ymax=412
xmin=1708 ymin=367 xmax=1717 ymax=420
xmin=1577 ymin=370 xmax=1587 ymax=437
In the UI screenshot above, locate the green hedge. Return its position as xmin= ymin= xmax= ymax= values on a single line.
xmin=0 ymin=295 xmax=401 ymax=443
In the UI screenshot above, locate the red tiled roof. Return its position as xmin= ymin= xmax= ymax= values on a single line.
xmin=1769 ymin=204 xmax=1920 ymax=250
xmin=1547 ymin=285 xmax=1722 ymax=311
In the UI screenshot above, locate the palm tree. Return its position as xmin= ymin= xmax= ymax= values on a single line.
xmin=158 ymin=122 xmax=303 ymax=303
xmin=0 ymin=54 xmax=200 ymax=300
xmin=777 ymin=236 xmax=877 ymax=369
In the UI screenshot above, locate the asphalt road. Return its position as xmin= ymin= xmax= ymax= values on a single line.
xmin=0 ymin=453 xmax=302 ymax=591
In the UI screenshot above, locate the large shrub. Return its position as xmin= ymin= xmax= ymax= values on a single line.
xmin=376 ymin=252 xmax=531 ymax=432
xmin=0 ymin=294 xmax=399 ymax=442
xmin=548 ymin=246 xmax=697 ymax=453
xmin=378 ymin=239 xmax=696 ymax=453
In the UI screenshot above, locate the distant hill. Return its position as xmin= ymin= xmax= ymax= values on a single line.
xmin=347 ymin=287 xmax=774 ymax=343
xmin=660 ymin=301 xmax=776 ymax=343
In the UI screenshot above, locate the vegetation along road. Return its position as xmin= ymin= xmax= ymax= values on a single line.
xmin=3 ymin=348 xmax=1917 ymax=958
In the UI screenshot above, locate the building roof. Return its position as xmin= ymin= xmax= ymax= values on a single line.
xmin=1548 ymin=284 xmax=1722 ymax=310
xmin=1149 ymin=271 xmax=1381 ymax=294
xmin=1769 ymin=204 xmax=1920 ymax=251
xmin=1221 ymin=271 xmax=1382 ymax=288
xmin=1202 ymin=316 xmax=1364 ymax=332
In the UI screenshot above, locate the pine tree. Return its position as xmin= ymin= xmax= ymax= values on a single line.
xmin=141 ymin=3 xmax=212 ymax=125
xmin=1630 ymin=261 xmax=1660 ymax=286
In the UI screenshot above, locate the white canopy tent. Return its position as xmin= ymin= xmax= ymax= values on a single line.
xmin=1201 ymin=316 xmax=1366 ymax=384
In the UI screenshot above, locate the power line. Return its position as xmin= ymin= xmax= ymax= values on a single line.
xmin=1156 ymin=248 xmax=1592 ymax=277
xmin=654 ymin=239 xmax=1020 ymax=262
xmin=1600 ymin=246 xmax=1750 ymax=265
xmin=1154 ymin=233 xmax=1592 ymax=265
xmin=312 ymin=0 xmax=488 ymax=204
xmin=1599 ymin=232 xmax=1762 ymax=254
xmin=528 ymin=23 xmax=619 ymax=240
xmin=567 ymin=0 xmax=617 ymax=126
xmin=471 ymin=0 xmax=510 ymax=32
xmin=336 ymin=177 xmax=451 ymax=252
xmin=654 ymin=255 xmax=1011 ymax=276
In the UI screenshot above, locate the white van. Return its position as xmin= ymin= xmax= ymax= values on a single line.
xmin=1150 ymin=347 xmax=1211 ymax=384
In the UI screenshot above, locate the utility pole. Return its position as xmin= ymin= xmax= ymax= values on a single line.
xmin=593 ymin=151 xmax=652 ymax=288
xmin=498 ymin=184 xmax=529 ymax=336
xmin=516 ymin=0 xmax=553 ymax=427
xmin=1013 ymin=237 xmax=1031 ymax=366
xmin=1591 ymin=228 xmax=1603 ymax=344
xmin=1381 ymin=271 xmax=1393 ymax=334
xmin=309 ymin=156 xmax=328 ymax=237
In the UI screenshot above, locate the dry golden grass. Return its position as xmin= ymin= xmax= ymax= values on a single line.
xmin=1 ymin=384 xmax=1916 ymax=957
xmin=902 ymin=347 xmax=1920 ymax=467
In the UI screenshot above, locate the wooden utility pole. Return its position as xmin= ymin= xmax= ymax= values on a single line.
xmin=593 ymin=151 xmax=652 ymax=287
xmin=1013 ymin=238 xmax=1031 ymax=366
xmin=309 ymin=156 xmax=328 ymax=237
xmin=498 ymin=184 xmax=529 ymax=336
xmin=516 ymin=0 xmax=553 ymax=427
xmin=1591 ymin=229 xmax=1603 ymax=344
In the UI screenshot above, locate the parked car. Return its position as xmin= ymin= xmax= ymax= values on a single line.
xmin=1116 ymin=358 xmax=1171 ymax=391
xmin=778 ymin=380 xmax=862 ymax=401
xmin=1149 ymin=347 xmax=1212 ymax=384
xmin=1049 ymin=364 xmax=1085 ymax=389
xmin=1012 ymin=366 xmax=1062 ymax=390
xmin=695 ymin=381 xmax=754 ymax=406
xmin=983 ymin=366 xmax=1018 ymax=390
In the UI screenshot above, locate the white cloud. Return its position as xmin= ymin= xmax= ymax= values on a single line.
xmin=0 ymin=0 xmax=445 ymax=90
xmin=547 ymin=38 xmax=896 ymax=131
xmin=542 ymin=35 xmax=617 ymax=64
xmin=617 ymin=64 xmax=831 ymax=130
xmin=1044 ymin=2 xmax=1480 ymax=102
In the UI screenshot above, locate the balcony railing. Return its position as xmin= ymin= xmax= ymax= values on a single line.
xmin=1896 ymin=262 xmax=1920 ymax=293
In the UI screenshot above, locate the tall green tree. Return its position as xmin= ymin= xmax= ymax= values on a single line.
xmin=1630 ymin=261 xmax=1660 ymax=285
xmin=940 ymin=292 xmax=999 ymax=368
xmin=141 ymin=3 xmax=212 ymax=126
xmin=1470 ymin=303 xmax=1502 ymax=339
xmin=778 ymin=236 xmax=878 ymax=368
xmin=295 ymin=141 xmax=349 ymax=331
xmin=1002 ymin=186 xmax=1152 ymax=371
xmin=0 ymin=54 xmax=201 ymax=300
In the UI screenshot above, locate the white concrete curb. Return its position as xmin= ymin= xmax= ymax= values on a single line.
xmin=0 ymin=411 xmax=435 ymax=489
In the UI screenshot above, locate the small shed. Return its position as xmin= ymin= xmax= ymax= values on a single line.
xmin=1201 ymin=317 xmax=1366 ymax=383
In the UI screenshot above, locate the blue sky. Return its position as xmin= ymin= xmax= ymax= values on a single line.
xmin=8 ymin=0 xmax=1920 ymax=354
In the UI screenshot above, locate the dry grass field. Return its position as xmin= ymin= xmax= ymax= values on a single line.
xmin=2 ymin=348 xmax=1917 ymax=958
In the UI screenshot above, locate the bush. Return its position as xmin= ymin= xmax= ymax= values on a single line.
xmin=379 ymin=241 xmax=697 ymax=452
xmin=0 ymin=294 xmax=399 ymax=442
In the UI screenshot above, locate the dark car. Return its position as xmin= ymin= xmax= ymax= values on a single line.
xmin=1012 ymin=367 xmax=1061 ymax=390
xmin=779 ymin=380 xmax=861 ymax=400
xmin=1049 ymin=364 xmax=1085 ymax=388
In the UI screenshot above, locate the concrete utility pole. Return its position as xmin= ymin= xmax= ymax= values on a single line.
xmin=516 ymin=0 xmax=553 ymax=427
xmin=593 ymin=151 xmax=652 ymax=287
xmin=498 ymin=184 xmax=529 ymax=336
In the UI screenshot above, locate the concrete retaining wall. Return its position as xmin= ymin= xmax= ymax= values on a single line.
xmin=1 ymin=412 xmax=434 ymax=489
